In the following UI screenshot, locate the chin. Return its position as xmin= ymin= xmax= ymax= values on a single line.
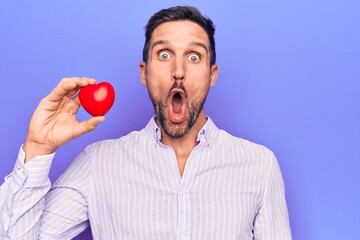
xmin=164 ymin=121 xmax=189 ymax=139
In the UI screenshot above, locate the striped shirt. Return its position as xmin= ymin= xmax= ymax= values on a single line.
xmin=0 ymin=117 xmax=291 ymax=239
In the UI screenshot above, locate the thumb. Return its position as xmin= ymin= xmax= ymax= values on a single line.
xmin=74 ymin=116 xmax=105 ymax=137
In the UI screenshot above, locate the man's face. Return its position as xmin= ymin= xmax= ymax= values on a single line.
xmin=140 ymin=20 xmax=218 ymax=138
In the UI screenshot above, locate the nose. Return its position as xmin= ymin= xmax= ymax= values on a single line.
xmin=172 ymin=57 xmax=185 ymax=82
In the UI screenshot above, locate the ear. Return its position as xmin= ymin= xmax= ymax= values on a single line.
xmin=139 ymin=62 xmax=147 ymax=87
xmin=209 ymin=64 xmax=219 ymax=88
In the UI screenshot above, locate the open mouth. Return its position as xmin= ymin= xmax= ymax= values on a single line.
xmin=169 ymin=89 xmax=186 ymax=123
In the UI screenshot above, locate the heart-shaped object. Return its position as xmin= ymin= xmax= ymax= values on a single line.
xmin=79 ymin=82 xmax=115 ymax=117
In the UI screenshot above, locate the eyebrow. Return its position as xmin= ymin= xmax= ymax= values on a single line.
xmin=151 ymin=40 xmax=168 ymax=51
xmin=151 ymin=40 xmax=209 ymax=53
xmin=188 ymin=41 xmax=209 ymax=53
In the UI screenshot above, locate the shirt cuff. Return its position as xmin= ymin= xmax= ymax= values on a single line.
xmin=11 ymin=145 xmax=56 ymax=188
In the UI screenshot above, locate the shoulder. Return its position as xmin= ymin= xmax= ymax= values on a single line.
xmin=211 ymin=129 xmax=277 ymax=177
xmin=216 ymin=129 xmax=275 ymax=159
xmin=214 ymin=130 xmax=282 ymax=192
xmin=84 ymin=128 xmax=150 ymax=156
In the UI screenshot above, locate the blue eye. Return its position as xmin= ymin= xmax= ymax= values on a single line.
xmin=159 ymin=51 xmax=170 ymax=60
xmin=188 ymin=54 xmax=200 ymax=62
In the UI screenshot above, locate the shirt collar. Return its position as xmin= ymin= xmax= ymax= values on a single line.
xmin=145 ymin=116 xmax=219 ymax=148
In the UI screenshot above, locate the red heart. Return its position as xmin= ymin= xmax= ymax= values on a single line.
xmin=79 ymin=82 xmax=115 ymax=117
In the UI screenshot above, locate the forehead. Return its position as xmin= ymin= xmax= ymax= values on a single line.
xmin=150 ymin=20 xmax=209 ymax=48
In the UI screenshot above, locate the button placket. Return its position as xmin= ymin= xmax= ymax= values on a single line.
xmin=176 ymin=140 xmax=208 ymax=240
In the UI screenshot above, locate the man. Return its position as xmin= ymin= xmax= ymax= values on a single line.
xmin=0 ymin=6 xmax=291 ymax=239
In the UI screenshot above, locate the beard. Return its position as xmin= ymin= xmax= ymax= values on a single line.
xmin=147 ymin=81 xmax=209 ymax=139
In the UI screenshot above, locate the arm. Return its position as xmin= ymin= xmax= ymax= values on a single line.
xmin=39 ymin=147 xmax=92 ymax=239
xmin=0 ymin=147 xmax=92 ymax=239
xmin=0 ymin=149 xmax=54 ymax=239
xmin=0 ymin=148 xmax=54 ymax=239
xmin=1 ymin=77 xmax=103 ymax=238
xmin=253 ymin=156 xmax=292 ymax=240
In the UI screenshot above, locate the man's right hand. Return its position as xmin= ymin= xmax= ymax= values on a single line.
xmin=23 ymin=77 xmax=105 ymax=163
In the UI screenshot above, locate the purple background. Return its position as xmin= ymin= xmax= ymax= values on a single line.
xmin=1 ymin=1 xmax=359 ymax=239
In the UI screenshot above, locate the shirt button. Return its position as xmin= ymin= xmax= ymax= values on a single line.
xmin=180 ymin=192 xmax=185 ymax=197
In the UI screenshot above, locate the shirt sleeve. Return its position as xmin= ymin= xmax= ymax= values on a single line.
xmin=253 ymin=155 xmax=292 ymax=240
xmin=0 ymin=146 xmax=55 ymax=239
xmin=0 ymin=145 xmax=93 ymax=240
xmin=38 ymin=146 xmax=92 ymax=239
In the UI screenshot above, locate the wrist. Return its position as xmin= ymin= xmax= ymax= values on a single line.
xmin=23 ymin=140 xmax=56 ymax=163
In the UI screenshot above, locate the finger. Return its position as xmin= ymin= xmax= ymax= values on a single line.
xmin=48 ymin=77 xmax=96 ymax=102
xmin=67 ymin=87 xmax=81 ymax=99
xmin=68 ymin=77 xmax=98 ymax=98
xmin=73 ymin=116 xmax=105 ymax=138
xmin=72 ymin=94 xmax=81 ymax=108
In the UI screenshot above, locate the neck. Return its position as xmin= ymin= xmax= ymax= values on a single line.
xmin=160 ymin=110 xmax=207 ymax=161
